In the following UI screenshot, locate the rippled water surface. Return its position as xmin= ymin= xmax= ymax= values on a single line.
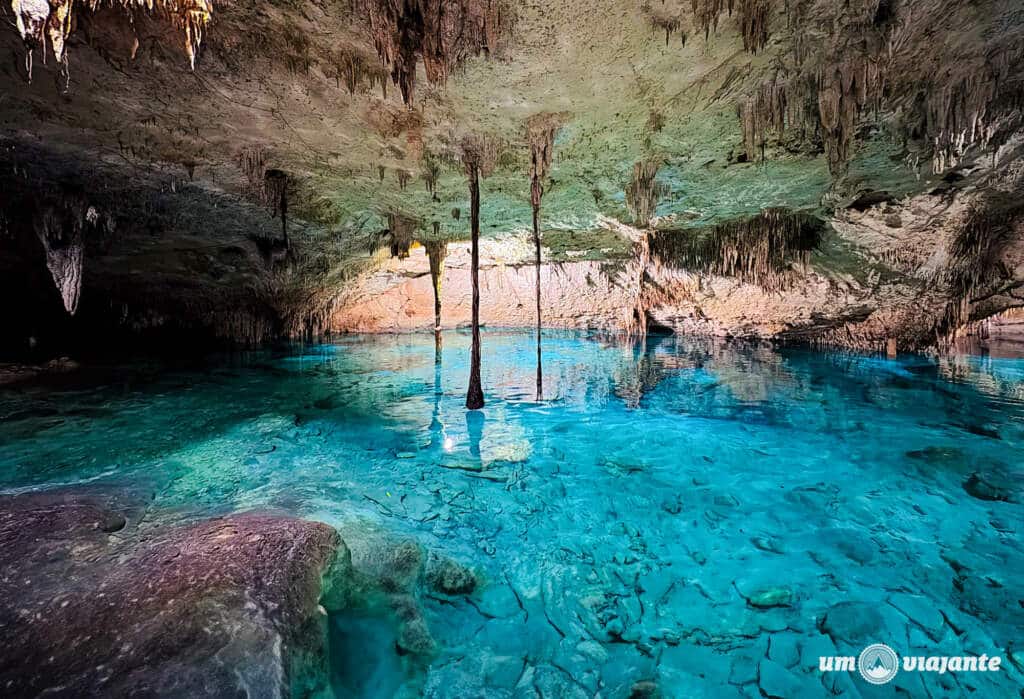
xmin=2 ymin=331 xmax=1022 ymax=698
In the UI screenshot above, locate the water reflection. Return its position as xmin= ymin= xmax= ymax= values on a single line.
xmin=1 ymin=330 xmax=1022 ymax=697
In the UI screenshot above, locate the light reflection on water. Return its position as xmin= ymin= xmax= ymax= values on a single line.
xmin=1 ymin=330 xmax=1022 ymax=697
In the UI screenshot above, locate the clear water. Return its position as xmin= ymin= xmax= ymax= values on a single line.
xmin=1 ymin=331 xmax=1022 ymax=698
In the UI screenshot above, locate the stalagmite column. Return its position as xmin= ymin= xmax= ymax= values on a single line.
xmin=459 ymin=134 xmax=499 ymax=411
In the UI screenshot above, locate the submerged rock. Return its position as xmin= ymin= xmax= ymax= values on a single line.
xmin=0 ymin=488 xmax=343 ymax=697
xmin=819 ymin=601 xmax=885 ymax=645
xmin=426 ymin=552 xmax=478 ymax=595
xmin=628 ymin=679 xmax=662 ymax=698
xmin=888 ymin=593 xmax=945 ymax=640
xmin=758 ymin=659 xmax=804 ymax=698
xmin=736 ymin=582 xmax=793 ymax=609
xmin=963 ymin=471 xmax=1020 ymax=503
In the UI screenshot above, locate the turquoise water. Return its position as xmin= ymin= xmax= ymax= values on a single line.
xmin=1 ymin=331 xmax=1023 ymax=697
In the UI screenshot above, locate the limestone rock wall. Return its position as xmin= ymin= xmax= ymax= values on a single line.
xmin=329 ymin=242 xmax=632 ymax=332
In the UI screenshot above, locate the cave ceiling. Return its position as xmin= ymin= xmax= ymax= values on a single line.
xmin=1 ymin=0 xmax=1022 ymax=318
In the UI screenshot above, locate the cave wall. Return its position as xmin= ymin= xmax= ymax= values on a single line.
xmin=0 ymin=139 xmax=283 ymax=358
xmin=0 ymin=0 xmax=1022 ymax=358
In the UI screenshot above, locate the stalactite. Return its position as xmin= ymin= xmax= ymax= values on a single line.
xmin=624 ymin=229 xmax=653 ymax=339
xmin=117 ymin=286 xmax=281 ymax=346
xmin=459 ymin=134 xmax=501 ymax=179
xmin=745 ymin=0 xmax=1022 ymax=179
xmin=282 ymin=22 xmax=312 ymax=74
xmin=642 ymin=4 xmax=684 ymax=46
xmin=647 ymin=110 xmax=666 ymax=134
xmin=361 ymin=0 xmax=514 ymax=106
xmin=622 ymin=159 xmax=666 ymax=340
xmin=526 ymin=112 xmax=567 ymax=401
xmin=936 ymin=200 xmax=1022 ymax=340
xmin=649 ymin=207 xmax=823 ymax=291
xmin=10 ymin=0 xmax=212 ymax=80
xmin=423 ymin=239 xmax=448 ymax=334
xmin=264 ymin=170 xmax=289 ymax=245
xmin=736 ymin=70 xmax=817 ymax=162
xmin=738 ymin=0 xmax=771 ymax=54
xmin=382 ymin=212 xmax=418 ymax=259
xmin=527 ymin=114 xmax=563 ymax=210
xmin=238 ymin=146 xmax=290 ymax=250
xmin=816 ymin=54 xmax=881 ymax=177
xmin=32 ymin=195 xmax=90 ymax=315
xmin=926 ymin=47 xmax=1024 ymax=174
xmin=238 ymin=145 xmax=267 ymax=197
xmin=422 ymin=153 xmax=441 ymax=196
xmin=625 ymin=160 xmax=668 ymax=229
xmin=690 ymin=0 xmax=733 ymax=42
xmin=335 ymin=47 xmax=388 ymax=95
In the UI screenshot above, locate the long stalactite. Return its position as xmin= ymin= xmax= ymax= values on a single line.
xmin=423 ymin=239 xmax=448 ymax=346
xmin=525 ymin=112 xmax=566 ymax=400
xmin=625 ymin=159 xmax=667 ymax=230
xmin=32 ymin=196 xmax=89 ymax=316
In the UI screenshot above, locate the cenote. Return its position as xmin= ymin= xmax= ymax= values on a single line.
xmin=3 ymin=0 xmax=1024 ymax=696
xmin=1 ymin=331 xmax=1022 ymax=697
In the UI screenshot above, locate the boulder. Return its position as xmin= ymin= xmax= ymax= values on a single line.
xmin=0 ymin=488 xmax=343 ymax=697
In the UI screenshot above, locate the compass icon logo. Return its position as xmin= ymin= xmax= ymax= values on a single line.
xmin=858 ymin=644 xmax=899 ymax=685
